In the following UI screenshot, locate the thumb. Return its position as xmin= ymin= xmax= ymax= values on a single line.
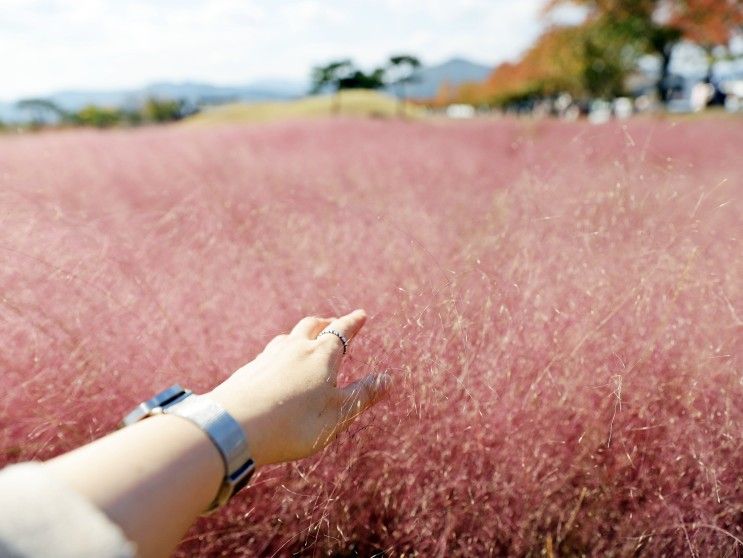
xmin=337 ymin=373 xmax=392 ymax=427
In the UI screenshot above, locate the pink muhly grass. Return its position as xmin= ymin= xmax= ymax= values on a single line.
xmin=1 ymin=117 xmax=742 ymax=556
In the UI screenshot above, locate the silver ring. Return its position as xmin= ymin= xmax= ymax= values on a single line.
xmin=317 ymin=329 xmax=348 ymax=354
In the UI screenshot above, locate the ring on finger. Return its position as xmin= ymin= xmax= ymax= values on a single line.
xmin=317 ymin=329 xmax=349 ymax=354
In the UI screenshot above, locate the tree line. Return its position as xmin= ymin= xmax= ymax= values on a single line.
xmin=7 ymin=97 xmax=188 ymax=130
xmin=310 ymin=54 xmax=421 ymax=115
xmin=1 ymin=54 xmax=423 ymax=130
xmin=443 ymin=0 xmax=742 ymax=108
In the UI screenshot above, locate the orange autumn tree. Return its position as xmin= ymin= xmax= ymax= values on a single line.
xmin=443 ymin=26 xmax=586 ymax=107
xmin=447 ymin=21 xmax=629 ymax=107
xmin=431 ymin=80 xmax=459 ymax=108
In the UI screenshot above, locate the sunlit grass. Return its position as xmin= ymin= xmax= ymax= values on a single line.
xmin=186 ymin=89 xmax=423 ymax=125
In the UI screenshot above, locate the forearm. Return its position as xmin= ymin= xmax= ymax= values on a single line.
xmin=46 ymin=414 xmax=223 ymax=558
xmin=38 ymin=310 xmax=387 ymax=557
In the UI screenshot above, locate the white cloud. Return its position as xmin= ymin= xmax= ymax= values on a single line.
xmin=0 ymin=0 xmax=550 ymax=100
xmin=279 ymin=0 xmax=346 ymax=29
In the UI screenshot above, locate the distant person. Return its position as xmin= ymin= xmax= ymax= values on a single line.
xmin=691 ymin=82 xmax=714 ymax=112
xmin=0 ymin=310 xmax=390 ymax=558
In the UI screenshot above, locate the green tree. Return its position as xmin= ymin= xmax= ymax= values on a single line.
xmin=310 ymin=59 xmax=385 ymax=114
xmin=73 ymin=105 xmax=123 ymax=128
xmin=386 ymin=54 xmax=422 ymax=116
xmin=310 ymin=59 xmax=355 ymax=114
xmin=582 ymin=19 xmax=643 ymax=98
xmin=141 ymin=97 xmax=184 ymax=123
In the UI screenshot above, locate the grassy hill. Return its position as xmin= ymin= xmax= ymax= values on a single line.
xmin=186 ymin=89 xmax=422 ymax=125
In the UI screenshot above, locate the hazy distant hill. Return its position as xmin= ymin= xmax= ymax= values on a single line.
xmin=0 ymin=102 xmax=16 ymax=123
xmin=400 ymin=57 xmax=492 ymax=99
xmin=52 ymin=80 xmax=306 ymax=111
xmin=0 ymin=80 xmax=306 ymax=123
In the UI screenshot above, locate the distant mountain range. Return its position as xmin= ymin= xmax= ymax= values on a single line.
xmin=0 ymin=79 xmax=306 ymax=123
xmin=0 ymin=57 xmax=493 ymax=123
xmin=399 ymin=57 xmax=492 ymax=99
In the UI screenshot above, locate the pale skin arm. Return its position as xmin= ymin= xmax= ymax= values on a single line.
xmin=45 ymin=309 xmax=390 ymax=558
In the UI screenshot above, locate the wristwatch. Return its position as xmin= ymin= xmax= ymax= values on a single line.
xmin=120 ymin=384 xmax=255 ymax=513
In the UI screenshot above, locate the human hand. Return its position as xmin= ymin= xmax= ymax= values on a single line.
xmin=207 ymin=309 xmax=391 ymax=466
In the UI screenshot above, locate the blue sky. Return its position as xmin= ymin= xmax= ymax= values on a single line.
xmin=0 ymin=0 xmax=584 ymax=101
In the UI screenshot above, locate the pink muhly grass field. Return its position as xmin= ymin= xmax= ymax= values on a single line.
xmin=1 ymin=117 xmax=742 ymax=556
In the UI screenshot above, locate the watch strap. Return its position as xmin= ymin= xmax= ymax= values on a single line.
xmin=164 ymin=394 xmax=255 ymax=512
xmin=120 ymin=385 xmax=255 ymax=513
xmin=165 ymin=395 xmax=252 ymax=474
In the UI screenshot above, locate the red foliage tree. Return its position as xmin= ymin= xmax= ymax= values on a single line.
xmin=667 ymin=0 xmax=743 ymax=46
xmin=453 ymin=21 xmax=628 ymax=106
xmin=546 ymin=0 xmax=743 ymax=99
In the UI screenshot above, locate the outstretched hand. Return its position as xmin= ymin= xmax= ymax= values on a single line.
xmin=208 ymin=309 xmax=391 ymax=466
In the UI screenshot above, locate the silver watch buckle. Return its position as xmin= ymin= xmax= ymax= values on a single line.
xmin=120 ymin=385 xmax=192 ymax=427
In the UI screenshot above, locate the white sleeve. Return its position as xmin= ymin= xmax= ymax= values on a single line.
xmin=0 ymin=462 xmax=136 ymax=558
